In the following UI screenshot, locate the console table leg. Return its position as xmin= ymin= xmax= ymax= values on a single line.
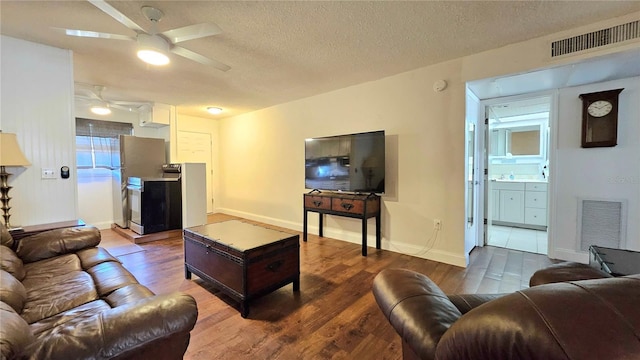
xmin=362 ymin=219 xmax=367 ymax=257
xmin=319 ymin=213 xmax=324 ymax=238
xmin=185 ymin=266 xmax=192 ymax=280
xmin=303 ymin=210 xmax=308 ymax=242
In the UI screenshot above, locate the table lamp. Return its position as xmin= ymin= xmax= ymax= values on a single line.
xmin=0 ymin=132 xmax=31 ymax=230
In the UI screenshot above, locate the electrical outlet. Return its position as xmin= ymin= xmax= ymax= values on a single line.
xmin=433 ymin=219 xmax=442 ymax=230
xmin=41 ymin=168 xmax=56 ymax=179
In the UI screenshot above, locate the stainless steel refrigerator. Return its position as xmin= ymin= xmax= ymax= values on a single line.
xmin=112 ymin=135 xmax=166 ymax=228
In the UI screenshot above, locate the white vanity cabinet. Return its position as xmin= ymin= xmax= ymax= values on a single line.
xmin=524 ymin=182 xmax=547 ymax=227
xmin=492 ymin=181 xmax=547 ymax=229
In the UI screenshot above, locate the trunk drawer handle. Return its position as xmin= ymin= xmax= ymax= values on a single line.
xmin=313 ymin=200 xmax=323 ymax=207
xmin=267 ymin=260 xmax=284 ymax=272
xmin=341 ymin=203 xmax=353 ymax=210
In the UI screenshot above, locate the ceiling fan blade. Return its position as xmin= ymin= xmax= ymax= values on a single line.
xmin=109 ymin=103 xmax=141 ymax=111
xmin=88 ymin=0 xmax=145 ymax=33
xmin=162 ymin=23 xmax=223 ymax=44
xmin=111 ymin=100 xmax=151 ymax=106
xmin=171 ymin=46 xmax=230 ymax=72
xmin=53 ymin=27 xmax=135 ymax=41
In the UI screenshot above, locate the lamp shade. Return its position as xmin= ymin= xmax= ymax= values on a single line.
xmin=0 ymin=133 xmax=31 ymax=166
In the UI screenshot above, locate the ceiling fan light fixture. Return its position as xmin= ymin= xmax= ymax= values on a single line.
xmin=90 ymin=105 xmax=112 ymax=115
xmin=136 ymin=34 xmax=170 ymax=66
xmin=207 ymin=107 xmax=223 ymax=115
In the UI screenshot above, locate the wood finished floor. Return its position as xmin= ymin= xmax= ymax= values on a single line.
xmin=102 ymin=214 xmax=556 ymax=359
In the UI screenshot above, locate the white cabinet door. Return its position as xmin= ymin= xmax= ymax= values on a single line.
xmin=500 ymin=190 xmax=525 ymax=223
xmin=525 ymin=191 xmax=547 ymax=209
xmin=492 ymin=189 xmax=501 ymax=221
xmin=525 ymin=208 xmax=547 ymax=226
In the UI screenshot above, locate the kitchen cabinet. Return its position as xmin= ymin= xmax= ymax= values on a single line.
xmin=139 ymin=103 xmax=175 ymax=128
xmin=492 ymin=181 xmax=547 ymax=230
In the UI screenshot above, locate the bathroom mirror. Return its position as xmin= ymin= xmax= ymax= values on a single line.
xmin=490 ymin=124 xmax=542 ymax=157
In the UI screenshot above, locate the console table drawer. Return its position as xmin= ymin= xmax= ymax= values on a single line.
xmin=331 ymin=198 xmax=365 ymax=215
xmin=304 ymin=195 xmax=331 ymax=210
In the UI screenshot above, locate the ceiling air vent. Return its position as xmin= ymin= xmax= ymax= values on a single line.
xmin=551 ymin=20 xmax=640 ymax=58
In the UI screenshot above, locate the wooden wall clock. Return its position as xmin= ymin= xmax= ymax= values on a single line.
xmin=579 ymin=88 xmax=624 ymax=148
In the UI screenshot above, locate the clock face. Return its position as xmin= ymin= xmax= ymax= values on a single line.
xmin=587 ymin=100 xmax=613 ymax=117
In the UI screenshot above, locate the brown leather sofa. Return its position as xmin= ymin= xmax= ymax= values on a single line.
xmin=0 ymin=224 xmax=198 ymax=360
xmin=373 ymin=267 xmax=640 ymax=360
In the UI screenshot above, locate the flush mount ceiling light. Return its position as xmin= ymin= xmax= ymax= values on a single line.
xmin=207 ymin=107 xmax=223 ymax=115
xmin=90 ymin=104 xmax=112 ymax=115
xmin=136 ymin=33 xmax=170 ymax=66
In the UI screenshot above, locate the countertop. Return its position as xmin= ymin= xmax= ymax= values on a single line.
xmin=491 ymin=179 xmax=548 ymax=183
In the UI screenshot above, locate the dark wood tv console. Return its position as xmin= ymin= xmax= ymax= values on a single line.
xmin=303 ymin=191 xmax=381 ymax=256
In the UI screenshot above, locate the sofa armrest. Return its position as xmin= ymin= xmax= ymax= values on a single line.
xmin=372 ymin=268 xmax=462 ymax=360
xmin=16 ymin=226 xmax=101 ymax=263
xmin=26 ymin=292 xmax=198 ymax=360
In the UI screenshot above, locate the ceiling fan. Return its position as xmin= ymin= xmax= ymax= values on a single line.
xmin=58 ymin=0 xmax=230 ymax=71
xmin=75 ymin=83 xmax=150 ymax=115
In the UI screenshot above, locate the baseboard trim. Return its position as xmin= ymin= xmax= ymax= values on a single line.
xmin=217 ymin=208 xmax=467 ymax=268
xmin=553 ymin=247 xmax=589 ymax=264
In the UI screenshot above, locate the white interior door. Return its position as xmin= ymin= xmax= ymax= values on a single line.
xmin=177 ymin=131 xmax=214 ymax=213
xmin=464 ymin=89 xmax=485 ymax=264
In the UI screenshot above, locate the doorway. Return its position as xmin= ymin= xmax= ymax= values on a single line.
xmin=177 ymin=131 xmax=215 ymax=213
xmin=485 ymin=95 xmax=551 ymax=255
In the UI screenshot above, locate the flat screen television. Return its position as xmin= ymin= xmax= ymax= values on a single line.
xmin=305 ymin=130 xmax=385 ymax=193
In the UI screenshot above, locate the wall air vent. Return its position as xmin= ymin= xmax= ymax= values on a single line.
xmin=578 ymin=199 xmax=627 ymax=252
xmin=551 ymin=20 xmax=640 ymax=58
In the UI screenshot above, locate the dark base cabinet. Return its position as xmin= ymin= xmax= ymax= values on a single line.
xmin=303 ymin=191 xmax=381 ymax=256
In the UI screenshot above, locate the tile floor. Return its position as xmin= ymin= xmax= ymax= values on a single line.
xmin=487 ymin=225 xmax=548 ymax=255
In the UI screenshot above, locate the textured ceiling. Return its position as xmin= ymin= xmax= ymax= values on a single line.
xmin=1 ymin=1 xmax=639 ymax=119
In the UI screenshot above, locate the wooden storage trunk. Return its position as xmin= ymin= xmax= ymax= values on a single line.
xmin=184 ymin=220 xmax=300 ymax=318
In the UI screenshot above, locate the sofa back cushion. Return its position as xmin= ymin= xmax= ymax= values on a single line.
xmin=0 ymin=224 xmax=15 ymax=250
xmin=0 ymin=301 xmax=34 ymax=360
xmin=1 ymin=245 xmax=25 ymax=281
xmin=435 ymin=276 xmax=640 ymax=360
xmin=17 ymin=226 xmax=100 ymax=263
xmin=0 ymin=270 xmax=27 ymax=313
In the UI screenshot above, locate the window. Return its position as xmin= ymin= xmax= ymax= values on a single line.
xmin=76 ymin=118 xmax=132 ymax=174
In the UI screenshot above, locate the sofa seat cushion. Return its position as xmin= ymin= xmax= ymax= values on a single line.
xmin=0 ymin=245 xmax=25 ymax=281
xmin=22 ymin=271 xmax=98 ymax=324
xmin=0 ymin=270 xmax=27 ymax=313
xmin=22 ymin=254 xmax=82 ymax=287
xmin=29 ymin=300 xmax=112 ymax=338
xmin=87 ymin=261 xmax=139 ymax=297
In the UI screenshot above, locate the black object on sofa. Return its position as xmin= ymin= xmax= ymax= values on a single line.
xmin=373 ymin=267 xmax=640 ymax=360
xmin=0 ymin=224 xmax=198 ymax=360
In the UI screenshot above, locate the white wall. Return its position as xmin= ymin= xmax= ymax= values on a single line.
xmin=553 ymin=76 xmax=640 ymax=261
xmin=1 ymin=36 xmax=77 ymax=227
xmin=219 ymin=58 xmax=469 ymax=266
xmin=217 ymin=13 xmax=640 ymax=267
